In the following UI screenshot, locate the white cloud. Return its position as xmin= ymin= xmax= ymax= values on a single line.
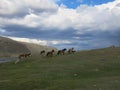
xmin=0 ymin=0 xmax=120 ymax=32
xmin=24 ymin=0 xmax=58 ymax=11
xmin=0 ymin=0 xmax=28 ymax=16
xmin=75 ymin=0 xmax=120 ymax=32
xmin=8 ymin=36 xmax=48 ymax=45
xmin=0 ymin=0 xmax=58 ymax=16
xmin=48 ymin=40 xmax=71 ymax=45
xmin=0 ymin=0 xmax=119 ymax=50
xmin=42 ymin=7 xmax=79 ymax=30
xmin=8 ymin=36 xmax=71 ymax=46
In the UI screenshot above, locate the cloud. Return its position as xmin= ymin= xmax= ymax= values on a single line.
xmin=0 ymin=0 xmax=58 ymax=16
xmin=38 ymin=0 xmax=120 ymax=34
xmin=8 ymin=36 xmax=71 ymax=46
xmin=0 ymin=0 xmax=28 ymax=17
xmin=0 ymin=28 xmax=6 ymax=34
xmin=24 ymin=0 xmax=58 ymax=12
xmin=1 ymin=0 xmax=120 ymax=31
xmin=8 ymin=36 xmax=48 ymax=45
xmin=0 ymin=28 xmax=11 ymax=36
xmin=75 ymin=1 xmax=120 ymax=31
xmin=0 ymin=0 xmax=120 ymax=49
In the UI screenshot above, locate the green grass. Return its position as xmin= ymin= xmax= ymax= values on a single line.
xmin=0 ymin=47 xmax=120 ymax=90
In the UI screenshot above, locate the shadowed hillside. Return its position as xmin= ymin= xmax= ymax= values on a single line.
xmin=0 ymin=36 xmax=30 ymax=57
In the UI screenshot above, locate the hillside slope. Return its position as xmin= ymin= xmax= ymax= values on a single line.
xmin=0 ymin=36 xmax=30 ymax=57
xmin=0 ymin=36 xmax=57 ymax=57
xmin=0 ymin=46 xmax=120 ymax=90
xmin=21 ymin=42 xmax=57 ymax=55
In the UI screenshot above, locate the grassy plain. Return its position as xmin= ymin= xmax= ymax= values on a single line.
xmin=0 ymin=47 xmax=120 ymax=90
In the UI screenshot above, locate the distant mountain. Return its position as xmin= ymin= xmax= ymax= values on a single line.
xmin=0 ymin=36 xmax=30 ymax=57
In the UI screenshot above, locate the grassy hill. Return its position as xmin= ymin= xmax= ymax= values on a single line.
xmin=0 ymin=46 xmax=120 ymax=90
xmin=0 ymin=36 xmax=57 ymax=57
xmin=22 ymin=42 xmax=57 ymax=55
xmin=0 ymin=36 xmax=30 ymax=57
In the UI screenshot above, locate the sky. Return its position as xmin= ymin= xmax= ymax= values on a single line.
xmin=0 ymin=0 xmax=120 ymax=50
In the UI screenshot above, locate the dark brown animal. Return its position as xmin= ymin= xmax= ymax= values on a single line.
xmin=18 ymin=52 xmax=31 ymax=59
xmin=68 ymin=48 xmax=76 ymax=54
xmin=57 ymin=48 xmax=67 ymax=55
xmin=46 ymin=50 xmax=55 ymax=57
xmin=40 ymin=50 xmax=45 ymax=55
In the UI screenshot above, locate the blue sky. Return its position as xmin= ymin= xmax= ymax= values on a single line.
xmin=0 ymin=0 xmax=120 ymax=50
xmin=57 ymin=0 xmax=115 ymax=8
